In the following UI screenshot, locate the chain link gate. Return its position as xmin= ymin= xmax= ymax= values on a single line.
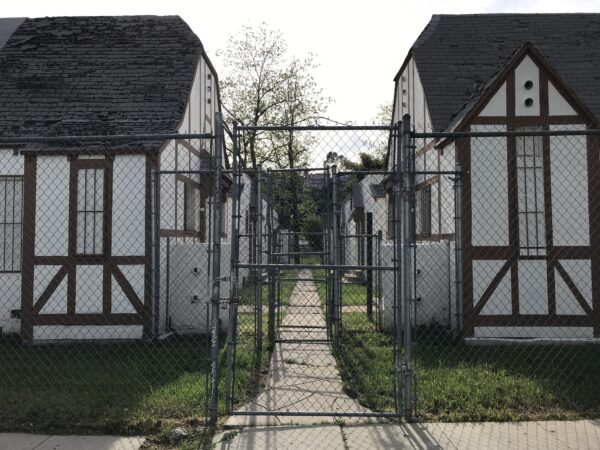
xmin=223 ymin=122 xmax=411 ymax=420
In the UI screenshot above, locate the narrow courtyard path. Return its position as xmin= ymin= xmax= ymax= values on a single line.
xmin=225 ymin=270 xmax=371 ymax=426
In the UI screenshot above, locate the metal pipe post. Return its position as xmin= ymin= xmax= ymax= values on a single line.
xmin=225 ymin=122 xmax=240 ymax=413
xmin=151 ymin=159 xmax=161 ymax=340
xmin=401 ymin=114 xmax=415 ymax=421
xmin=209 ymin=112 xmax=224 ymax=427
xmin=377 ymin=229 xmax=383 ymax=329
xmin=393 ymin=121 xmax=403 ymax=416
xmin=267 ymin=170 xmax=276 ymax=349
xmin=255 ymin=165 xmax=263 ymax=350
xmin=331 ymin=165 xmax=340 ymax=345
xmin=366 ymin=212 xmax=373 ymax=321
xmin=454 ymin=162 xmax=464 ymax=337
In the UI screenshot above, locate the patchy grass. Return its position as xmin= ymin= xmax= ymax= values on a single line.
xmin=0 ymin=336 xmax=207 ymax=437
xmin=0 ymin=268 xmax=297 ymax=448
xmin=340 ymin=282 xmax=380 ymax=306
xmin=333 ymin=313 xmax=600 ymax=422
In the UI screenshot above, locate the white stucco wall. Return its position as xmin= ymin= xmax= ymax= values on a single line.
xmin=515 ymin=55 xmax=540 ymax=116
xmin=470 ymin=125 xmax=508 ymax=246
xmin=112 ymin=155 xmax=146 ymax=256
xmin=550 ymin=125 xmax=589 ymax=246
xmin=390 ymin=57 xmax=434 ymax=171
xmin=167 ymin=241 xmax=230 ymax=334
xmin=35 ymin=156 xmax=69 ymax=256
xmin=548 ymin=82 xmax=577 ymax=116
xmin=381 ymin=240 xmax=454 ymax=331
xmin=479 ymin=82 xmax=507 ymax=116
xmin=439 ymin=143 xmax=456 ymax=235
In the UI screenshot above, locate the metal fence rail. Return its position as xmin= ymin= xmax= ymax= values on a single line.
xmin=0 ymin=123 xmax=226 ymax=441
xmin=3 ymin=112 xmax=599 ymax=444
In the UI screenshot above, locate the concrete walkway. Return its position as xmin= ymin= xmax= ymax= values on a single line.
xmin=225 ymin=270 xmax=371 ymax=426
xmin=0 ymin=433 xmax=144 ymax=450
xmin=214 ymin=420 xmax=600 ymax=449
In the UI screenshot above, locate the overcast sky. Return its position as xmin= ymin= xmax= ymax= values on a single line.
xmin=4 ymin=1 xmax=600 ymax=123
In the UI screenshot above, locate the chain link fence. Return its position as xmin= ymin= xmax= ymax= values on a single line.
xmin=406 ymin=119 xmax=600 ymax=421
xmin=0 ymin=129 xmax=226 ymax=445
xmin=1 ymin=114 xmax=600 ymax=447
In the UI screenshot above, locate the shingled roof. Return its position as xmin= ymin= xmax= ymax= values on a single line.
xmin=398 ymin=14 xmax=600 ymax=131
xmin=0 ymin=15 xmax=204 ymax=151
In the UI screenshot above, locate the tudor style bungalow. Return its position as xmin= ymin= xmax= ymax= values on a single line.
xmin=0 ymin=16 xmax=228 ymax=340
xmin=388 ymin=14 xmax=600 ymax=339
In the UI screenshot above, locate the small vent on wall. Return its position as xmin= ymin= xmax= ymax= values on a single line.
xmin=524 ymin=98 xmax=534 ymax=107
xmin=524 ymin=80 xmax=533 ymax=89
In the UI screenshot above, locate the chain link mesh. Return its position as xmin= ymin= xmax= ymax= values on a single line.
xmin=1 ymin=121 xmax=599 ymax=447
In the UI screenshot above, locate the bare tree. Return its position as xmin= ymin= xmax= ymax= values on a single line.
xmin=218 ymin=23 xmax=330 ymax=170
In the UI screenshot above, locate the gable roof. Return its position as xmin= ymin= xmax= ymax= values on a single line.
xmin=398 ymin=14 xmax=600 ymax=131
xmin=0 ymin=15 xmax=204 ymax=152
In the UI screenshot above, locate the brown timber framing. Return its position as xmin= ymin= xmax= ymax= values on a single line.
xmin=144 ymin=154 xmax=154 ymax=338
xmin=20 ymin=155 xmax=36 ymax=340
xmin=588 ymin=136 xmax=600 ymax=337
xmin=449 ymin=47 xmax=599 ymax=336
xmin=20 ymin=153 xmax=153 ymax=340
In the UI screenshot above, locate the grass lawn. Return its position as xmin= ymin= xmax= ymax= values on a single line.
xmin=0 ymin=271 xmax=296 ymax=448
xmin=340 ymin=282 xmax=380 ymax=306
xmin=334 ymin=313 xmax=600 ymax=422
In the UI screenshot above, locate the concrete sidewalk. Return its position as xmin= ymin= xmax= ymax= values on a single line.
xmin=226 ymin=271 xmax=371 ymax=426
xmin=214 ymin=420 xmax=600 ymax=449
xmin=0 ymin=433 xmax=144 ymax=450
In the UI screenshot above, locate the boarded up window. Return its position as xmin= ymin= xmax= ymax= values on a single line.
xmin=0 ymin=176 xmax=23 ymax=271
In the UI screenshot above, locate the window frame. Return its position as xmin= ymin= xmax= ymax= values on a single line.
xmin=0 ymin=175 xmax=24 ymax=272
xmin=515 ymin=127 xmax=546 ymax=256
xmin=415 ymin=184 xmax=432 ymax=239
xmin=75 ymin=166 xmax=107 ymax=256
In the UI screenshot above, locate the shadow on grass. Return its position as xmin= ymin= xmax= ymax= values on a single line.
xmin=0 ymin=334 xmax=215 ymax=437
xmin=335 ymin=316 xmax=600 ymax=422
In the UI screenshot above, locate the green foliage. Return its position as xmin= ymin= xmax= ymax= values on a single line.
xmin=219 ymin=23 xmax=330 ymax=170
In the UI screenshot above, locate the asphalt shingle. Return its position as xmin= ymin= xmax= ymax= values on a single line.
xmin=0 ymin=15 xmax=203 ymax=152
xmin=404 ymin=14 xmax=600 ymax=131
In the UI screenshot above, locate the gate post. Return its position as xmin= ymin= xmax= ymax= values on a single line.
xmin=267 ymin=169 xmax=276 ymax=349
xmin=454 ymin=163 xmax=464 ymax=337
xmin=400 ymin=114 xmax=415 ymax=421
xmin=393 ymin=120 xmax=403 ymax=417
xmin=331 ymin=165 xmax=340 ymax=345
xmin=150 ymin=157 xmax=160 ymax=340
xmin=209 ymin=112 xmax=224 ymax=427
xmin=225 ymin=122 xmax=240 ymax=414
xmin=377 ymin=229 xmax=383 ymax=329
xmin=366 ymin=212 xmax=373 ymax=321
xmin=255 ymin=165 xmax=263 ymax=351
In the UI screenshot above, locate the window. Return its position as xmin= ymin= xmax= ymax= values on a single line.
xmin=415 ymin=185 xmax=432 ymax=238
xmin=387 ymin=193 xmax=395 ymax=240
xmin=76 ymin=168 xmax=105 ymax=255
xmin=220 ymin=195 xmax=229 ymax=239
xmin=516 ymin=128 xmax=545 ymax=256
xmin=184 ymin=183 xmax=200 ymax=233
xmin=0 ymin=176 xmax=23 ymax=271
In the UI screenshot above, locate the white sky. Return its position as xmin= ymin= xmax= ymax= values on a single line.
xmin=4 ymin=0 xmax=600 ymax=124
